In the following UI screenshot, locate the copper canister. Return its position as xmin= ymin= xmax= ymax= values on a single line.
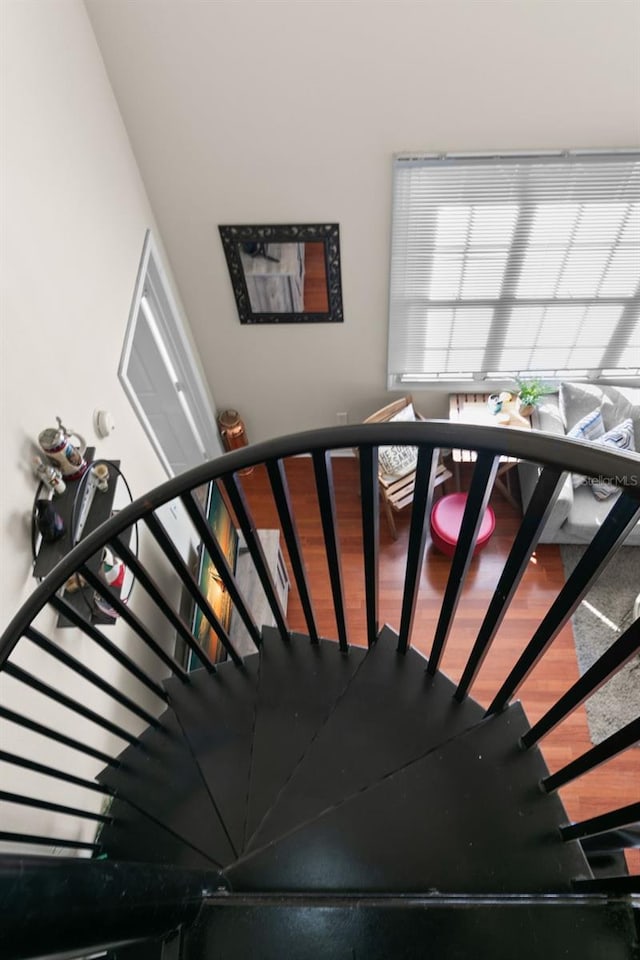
xmin=217 ymin=409 xmax=253 ymax=475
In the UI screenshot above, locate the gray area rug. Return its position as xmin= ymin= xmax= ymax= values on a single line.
xmin=560 ymin=545 xmax=640 ymax=746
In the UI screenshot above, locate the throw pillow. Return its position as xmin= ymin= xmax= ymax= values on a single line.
xmin=560 ymin=382 xmax=640 ymax=448
xmin=566 ymin=408 xmax=605 ymax=488
xmin=559 ymin=382 xmax=605 ymax=431
xmin=588 ymin=418 xmax=637 ymax=501
xmin=378 ymin=402 xmax=418 ymax=478
xmin=378 ymin=444 xmax=418 ymax=479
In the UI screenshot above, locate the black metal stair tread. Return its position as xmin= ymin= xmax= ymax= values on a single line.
xmin=182 ymin=896 xmax=638 ymax=960
xmin=244 ymin=628 xmax=367 ymax=846
xmin=166 ymin=653 xmax=261 ymax=855
xmin=98 ymin=706 xmax=235 ymax=867
xmin=226 ymin=702 xmax=592 ymax=893
xmin=96 ymin=793 xmax=218 ymax=870
xmin=246 ymin=626 xmax=485 ymax=853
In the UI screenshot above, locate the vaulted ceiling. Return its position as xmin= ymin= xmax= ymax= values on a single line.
xmin=86 ymin=0 xmax=640 ymax=440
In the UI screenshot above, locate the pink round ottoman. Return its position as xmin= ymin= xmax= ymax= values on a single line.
xmin=430 ymin=492 xmax=495 ymax=557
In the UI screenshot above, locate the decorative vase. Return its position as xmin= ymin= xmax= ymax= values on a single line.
xmin=518 ymin=399 xmax=534 ymax=418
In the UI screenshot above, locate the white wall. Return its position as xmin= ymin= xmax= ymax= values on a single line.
xmin=86 ymin=0 xmax=640 ymax=442
xmin=0 ymin=0 xmax=205 ymax=848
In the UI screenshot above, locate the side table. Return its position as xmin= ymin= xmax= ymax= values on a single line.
xmin=448 ymin=393 xmax=532 ymax=511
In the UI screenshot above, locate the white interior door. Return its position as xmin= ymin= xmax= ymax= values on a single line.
xmin=120 ymin=232 xmax=223 ymax=478
xmin=126 ymin=298 xmax=207 ymax=476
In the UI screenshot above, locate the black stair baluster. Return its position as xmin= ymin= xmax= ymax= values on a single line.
xmin=312 ymin=450 xmax=348 ymax=652
xmin=143 ymin=513 xmax=241 ymax=668
xmin=427 ymin=452 xmax=499 ymax=675
xmin=78 ymin=562 xmax=193 ymax=679
xmin=3 ymin=662 xmax=140 ymax=746
xmin=359 ymin=445 xmax=379 ymax=649
xmin=110 ymin=532 xmax=219 ymax=670
xmin=0 ymin=790 xmax=113 ymax=824
xmin=488 ymin=491 xmax=640 ymax=715
xmin=0 ymin=832 xmax=100 ymax=852
xmin=455 ymin=466 xmax=566 ymax=701
xmin=398 ymin=446 xmax=440 ymax=655
xmin=0 ymin=750 xmax=113 ymax=795
xmin=180 ymin=491 xmax=263 ymax=649
xmin=542 ymin=718 xmax=640 ymax=793
xmin=0 ymin=705 xmax=120 ymax=768
xmin=25 ymin=626 xmax=162 ymax=729
xmin=266 ymin=459 xmax=319 ymax=644
xmin=49 ymin=595 xmax=168 ymax=701
xmin=221 ymin=472 xmax=290 ymax=641
xmin=522 ymin=618 xmax=640 ymax=747
xmin=561 ymin=802 xmax=640 ymax=842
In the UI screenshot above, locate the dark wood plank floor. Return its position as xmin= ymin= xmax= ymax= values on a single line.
xmin=238 ymin=456 xmax=639 ymax=873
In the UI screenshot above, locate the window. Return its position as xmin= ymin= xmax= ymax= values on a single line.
xmin=387 ymin=152 xmax=640 ymax=388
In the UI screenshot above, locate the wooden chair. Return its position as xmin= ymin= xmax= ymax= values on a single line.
xmin=364 ymin=396 xmax=452 ymax=540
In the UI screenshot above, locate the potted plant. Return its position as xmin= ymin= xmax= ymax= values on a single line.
xmin=515 ymin=378 xmax=553 ymax=418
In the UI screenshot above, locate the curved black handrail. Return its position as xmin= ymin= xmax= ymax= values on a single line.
xmin=3 ymin=421 xmax=639 ymax=663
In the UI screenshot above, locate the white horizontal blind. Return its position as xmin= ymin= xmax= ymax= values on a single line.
xmin=388 ymin=153 xmax=640 ymax=387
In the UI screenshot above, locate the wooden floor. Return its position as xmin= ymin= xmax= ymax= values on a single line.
xmin=238 ymin=456 xmax=639 ymax=874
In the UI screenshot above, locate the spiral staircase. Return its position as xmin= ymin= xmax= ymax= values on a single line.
xmin=0 ymin=421 xmax=639 ymax=959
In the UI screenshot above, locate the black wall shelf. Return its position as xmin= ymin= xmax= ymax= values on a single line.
xmin=32 ymin=449 xmax=130 ymax=627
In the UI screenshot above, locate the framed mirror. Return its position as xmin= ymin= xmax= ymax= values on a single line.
xmin=219 ymin=223 xmax=343 ymax=324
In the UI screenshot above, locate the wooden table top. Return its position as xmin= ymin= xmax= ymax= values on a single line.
xmin=448 ymin=393 xmax=531 ymax=463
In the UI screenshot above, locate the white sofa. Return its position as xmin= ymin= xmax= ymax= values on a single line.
xmin=517 ymin=383 xmax=640 ymax=544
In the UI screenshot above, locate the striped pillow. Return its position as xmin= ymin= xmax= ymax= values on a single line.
xmin=567 ymin=409 xmax=605 ymax=489
xmin=588 ymin=419 xmax=636 ymax=501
